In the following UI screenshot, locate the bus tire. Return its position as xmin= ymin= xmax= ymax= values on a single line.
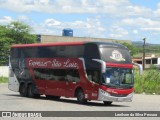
xmin=19 ymin=83 xmax=27 ymax=97
xmin=103 ymin=101 xmax=112 ymax=106
xmin=77 ymin=89 xmax=87 ymax=104
xmin=28 ymin=84 xmax=40 ymax=98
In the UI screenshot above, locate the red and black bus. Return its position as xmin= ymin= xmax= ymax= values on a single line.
xmin=8 ymin=41 xmax=142 ymax=105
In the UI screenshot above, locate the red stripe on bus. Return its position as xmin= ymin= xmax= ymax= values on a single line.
xmin=100 ymin=85 xmax=134 ymax=94
xmin=11 ymin=41 xmax=84 ymax=48
xmin=106 ymin=63 xmax=133 ymax=68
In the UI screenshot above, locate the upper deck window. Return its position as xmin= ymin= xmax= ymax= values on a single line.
xmin=99 ymin=47 xmax=132 ymax=64
xmin=84 ymin=44 xmax=100 ymax=59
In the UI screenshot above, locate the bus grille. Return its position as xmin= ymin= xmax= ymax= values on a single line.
xmin=110 ymin=93 xmax=128 ymax=97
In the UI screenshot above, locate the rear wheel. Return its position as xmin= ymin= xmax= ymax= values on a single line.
xmin=28 ymin=84 xmax=40 ymax=98
xmin=77 ymin=89 xmax=87 ymax=104
xmin=19 ymin=84 xmax=27 ymax=97
xmin=103 ymin=101 xmax=112 ymax=106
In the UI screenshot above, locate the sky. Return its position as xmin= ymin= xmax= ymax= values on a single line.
xmin=0 ymin=0 xmax=160 ymax=44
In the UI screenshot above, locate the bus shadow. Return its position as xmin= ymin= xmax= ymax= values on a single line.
xmin=3 ymin=94 xmax=22 ymax=97
xmin=44 ymin=97 xmax=129 ymax=107
xmin=4 ymin=94 xmax=129 ymax=107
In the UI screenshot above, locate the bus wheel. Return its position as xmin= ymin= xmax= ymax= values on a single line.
xmin=28 ymin=84 xmax=40 ymax=98
xmin=19 ymin=84 xmax=27 ymax=97
xmin=103 ymin=101 xmax=112 ymax=106
xmin=77 ymin=90 xmax=87 ymax=104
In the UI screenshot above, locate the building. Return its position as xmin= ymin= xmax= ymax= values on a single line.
xmin=132 ymin=54 xmax=160 ymax=68
xmin=36 ymin=28 xmax=131 ymax=43
xmin=0 ymin=66 xmax=9 ymax=77
xmin=37 ymin=35 xmax=131 ymax=44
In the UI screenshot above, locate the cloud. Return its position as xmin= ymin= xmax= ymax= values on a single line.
xmin=140 ymin=27 xmax=160 ymax=32
xmin=44 ymin=19 xmax=61 ymax=27
xmin=109 ymin=26 xmax=128 ymax=38
xmin=125 ymin=5 xmax=152 ymax=17
xmin=33 ymin=24 xmax=57 ymax=35
xmin=0 ymin=16 xmax=14 ymax=24
xmin=153 ymin=2 xmax=160 ymax=17
xmin=19 ymin=16 xmax=104 ymax=38
xmin=0 ymin=14 xmax=105 ymax=37
xmin=17 ymin=15 xmax=29 ymax=21
xmin=0 ymin=0 xmax=153 ymax=17
xmin=121 ymin=17 xmax=160 ymax=28
xmin=133 ymin=30 xmax=138 ymax=34
xmin=41 ymin=17 xmax=105 ymax=35
xmin=0 ymin=0 xmax=160 ymax=43
xmin=115 ymin=17 xmax=160 ymax=38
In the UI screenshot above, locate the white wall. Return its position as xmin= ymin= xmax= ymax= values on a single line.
xmin=158 ymin=58 xmax=160 ymax=64
xmin=0 ymin=66 xmax=9 ymax=77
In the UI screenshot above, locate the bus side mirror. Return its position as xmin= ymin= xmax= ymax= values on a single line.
xmin=133 ymin=62 xmax=143 ymax=75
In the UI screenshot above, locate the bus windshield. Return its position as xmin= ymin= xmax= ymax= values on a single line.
xmin=102 ymin=67 xmax=134 ymax=88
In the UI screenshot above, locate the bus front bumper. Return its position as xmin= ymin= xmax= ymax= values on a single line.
xmin=98 ymin=89 xmax=133 ymax=102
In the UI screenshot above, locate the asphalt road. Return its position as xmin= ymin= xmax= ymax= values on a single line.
xmin=0 ymin=83 xmax=160 ymax=120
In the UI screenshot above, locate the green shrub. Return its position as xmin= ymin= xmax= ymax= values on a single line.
xmin=0 ymin=77 xmax=8 ymax=83
xmin=134 ymin=69 xmax=160 ymax=94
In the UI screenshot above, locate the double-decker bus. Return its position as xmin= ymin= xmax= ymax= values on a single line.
xmin=8 ymin=41 xmax=142 ymax=105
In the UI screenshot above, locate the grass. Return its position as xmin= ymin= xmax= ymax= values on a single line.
xmin=0 ymin=77 xmax=8 ymax=83
xmin=134 ymin=69 xmax=160 ymax=95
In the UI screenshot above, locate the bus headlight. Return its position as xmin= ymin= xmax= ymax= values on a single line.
xmin=100 ymin=89 xmax=110 ymax=96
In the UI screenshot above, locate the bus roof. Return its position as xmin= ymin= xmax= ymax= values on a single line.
xmin=11 ymin=41 xmax=84 ymax=48
xmin=92 ymin=42 xmax=127 ymax=49
xmin=11 ymin=41 xmax=127 ymax=49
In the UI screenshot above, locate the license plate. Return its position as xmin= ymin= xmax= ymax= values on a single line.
xmin=117 ymin=98 xmax=124 ymax=101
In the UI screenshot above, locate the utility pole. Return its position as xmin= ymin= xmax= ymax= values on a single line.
xmin=142 ymin=38 xmax=146 ymax=70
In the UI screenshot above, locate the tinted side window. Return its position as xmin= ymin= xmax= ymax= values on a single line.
xmin=16 ymin=45 xmax=84 ymax=58
xmin=34 ymin=68 xmax=80 ymax=82
xmin=24 ymin=47 xmax=38 ymax=58
xmin=86 ymin=70 xmax=100 ymax=83
xmin=66 ymin=69 xmax=80 ymax=82
xmin=56 ymin=46 xmax=67 ymax=57
xmin=56 ymin=45 xmax=84 ymax=58
xmin=34 ymin=68 xmax=66 ymax=81
xmin=20 ymin=48 xmax=25 ymax=58
xmin=10 ymin=48 xmax=19 ymax=58
xmin=38 ymin=47 xmax=57 ymax=58
xmin=69 ymin=46 xmax=84 ymax=57
xmin=84 ymin=44 xmax=100 ymax=59
xmin=34 ymin=68 xmax=54 ymax=80
xmin=53 ymin=69 xmax=66 ymax=81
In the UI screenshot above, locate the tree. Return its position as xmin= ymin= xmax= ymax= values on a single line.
xmin=121 ymin=42 xmax=138 ymax=56
xmin=0 ymin=21 xmax=36 ymax=65
xmin=7 ymin=21 xmax=36 ymax=44
xmin=115 ymin=41 xmax=138 ymax=56
xmin=0 ymin=25 xmax=13 ymax=65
